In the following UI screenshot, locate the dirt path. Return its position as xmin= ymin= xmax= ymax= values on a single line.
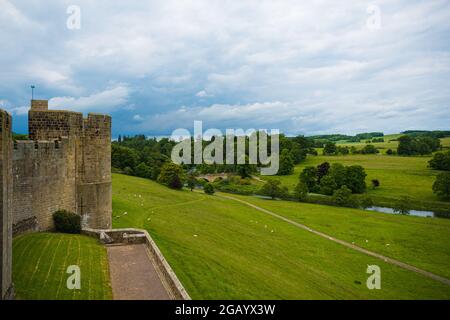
xmin=107 ymin=244 xmax=170 ymax=300
xmin=219 ymin=193 xmax=450 ymax=286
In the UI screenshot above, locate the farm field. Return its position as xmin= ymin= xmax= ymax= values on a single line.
xmin=112 ymin=173 xmax=450 ymax=299
xmin=12 ymin=233 xmax=112 ymax=300
xmin=262 ymin=154 xmax=450 ymax=210
xmin=336 ymin=133 xmax=403 ymax=153
xmin=441 ymin=137 xmax=450 ymax=149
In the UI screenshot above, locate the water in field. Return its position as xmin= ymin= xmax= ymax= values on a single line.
xmin=366 ymin=206 xmax=450 ymax=219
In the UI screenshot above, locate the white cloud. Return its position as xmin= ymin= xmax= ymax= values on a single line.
xmin=9 ymin=106 xmax=29 ymax=116
xmin=0 ymin=99 xmax=28 ymax=116
xmin=49 ymin=84 xmax=130 ymax=113
xmin=1 ymin=0 xmax=450 ymax=134
xmin=133 ymin=114 xmax=144 ymax=121
xmin=195 ymin=90 xmax=213 ymax=98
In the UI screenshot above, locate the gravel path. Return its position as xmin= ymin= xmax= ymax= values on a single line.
xmin=107 ymin=244 xmax=170 ymax=300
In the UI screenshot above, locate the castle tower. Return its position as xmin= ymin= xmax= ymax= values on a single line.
xmin=77 ymin=114 xmax=112 ymax=229
xmin=28 ymin=100 xmax=83 ymax=140
xmin=27 ymin=100 xmax=112 ymax=230
xmin=0 ymin=109 xmax=14 ymax=300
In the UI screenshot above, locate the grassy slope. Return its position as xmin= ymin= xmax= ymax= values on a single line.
xmin=230 ymin=194 xmax=450 ymax=279
xmin=13 ymin=233 xmax=112 ymax=300
xmin=263 ymin=154 xmax=450 ymax=209
xmin=112 ymin=173 xmax=450 ymax=299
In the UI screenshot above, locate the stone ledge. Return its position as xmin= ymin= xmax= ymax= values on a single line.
xmin=82 ymin=228 xmax=191 ymax=300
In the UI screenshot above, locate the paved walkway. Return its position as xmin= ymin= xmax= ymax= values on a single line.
xmin=219 ymin=193 xmax=450 ymax=286
xmin=107 ymin=244 xmax=170 ymax=300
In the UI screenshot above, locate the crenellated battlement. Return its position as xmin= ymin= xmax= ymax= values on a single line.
xmin=13 ymin=139 xmax=67 ymax=153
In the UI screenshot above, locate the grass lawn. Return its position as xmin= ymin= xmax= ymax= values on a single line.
xmin=229 ymin=193 xmax=450 ymax=279
xmin=262 ymin=154 xmax=450 ymax=210
xmin=112 ymin=173 xmax=450 ymax=299
xmin=13 ymin=233 xmax=112 ymax=300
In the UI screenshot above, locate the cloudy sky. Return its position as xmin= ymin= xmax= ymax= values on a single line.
xmin=1 ymin=0 xmax=449 ymax=137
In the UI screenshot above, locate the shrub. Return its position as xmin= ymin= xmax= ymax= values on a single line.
xmin=357 ymin=195 xmax=374 ymax=209
xmin=187 ymin=174 xmax=197 ymax=191
xmin=361 ymin=144 xmax=379 ymax=154
xmin=236 ymin=157 xmax=257 ymax=178
xmin=168 ymin=174 xmax=183 ymax=189
xmin=53 ymin=210 xmax=81 ymax=234
xmin=323 ymin=142 xmax=337 ymax=155
xmin=278 ymin=149 xmax=294 ymax=175
xmin=157 ymin=162 xmax=185 ymax=190
xmin=260 ymin=180 xmax=284 ymax=199
xmin=316 ymin=162 xmax=330 ymax=183
xmin=299 ymin=166 xmax=318 ymax=192
xmin=204 ymin=183 xmax=215 ymax=195
xmin=320 ymin=175 xmax=338 ymax=196
xmin=332 ymin=186 xmax=357 ymax=207
xmin=397 ymin=135 xmax=440 ymax=156
xmin=134 ymin=162 xmax=152 ymax=179
xmin=336 ymin=146 xmax=350 ymax=155
xmin=344 ymin=165 xmax=367 ymax=193
xmin=293 ymin=181 xmax=308 ymax=202
xmin=429 ymin=152 xmax=450 ymax=171
xmin=371 ymin=179 xmax=380 ymax=189
xmin=393 ymin=196 xmax=411 ymax=215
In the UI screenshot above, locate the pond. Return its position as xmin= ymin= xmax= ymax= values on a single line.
xmin=366 ymin=206 xmax=450 ymax=219
xmin=251 ymin=195 xmax=450 ymax=219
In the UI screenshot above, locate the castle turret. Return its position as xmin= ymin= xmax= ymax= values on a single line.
xmin=28 ymin=100 xmax=83 ymax=141
xmin=30 ymin=99 xmax=49 ymax=111
xmin=77 ymin=114 xmax=112 ymax=229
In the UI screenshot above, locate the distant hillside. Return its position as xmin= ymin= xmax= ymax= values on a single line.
xmin=401 ymin=130 xmax=450 ymax=138
xmin=308 ymin=132 xmax=384 ymax=143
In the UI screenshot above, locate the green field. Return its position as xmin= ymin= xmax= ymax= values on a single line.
xmin=336 ymin=135 xmax=450 ymax=154
xmin=442 ymin=137 xmax=450 ymax=149
xmin=263 ymin=154 xmax=450 ymax=211
xmin=230 ymin=194 xmax=450 ymax=279
xmin=336 ymin=133 xmax=403 ymax=153
xmin=13 ymin=233 xmax=112 ymax=300
xmin=112 ymin=173 xmax=450 ymax=299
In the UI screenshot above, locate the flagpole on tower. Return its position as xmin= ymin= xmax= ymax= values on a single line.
xmin=31 ymin=85 xmax=35 ymax=100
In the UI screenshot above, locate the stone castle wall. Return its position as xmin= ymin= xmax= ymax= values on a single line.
xmin=0 ymin=100 xmax=112 ymax=299
xmin=77 ymin=114 xmax=112 ymax=229
xmin=6 ymin=100 xmax=112 ymax=234
xmin=12 ymin=139 xmax=77 ymax=232
xmin=0 ymin=110 xmax=13 ymax=300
